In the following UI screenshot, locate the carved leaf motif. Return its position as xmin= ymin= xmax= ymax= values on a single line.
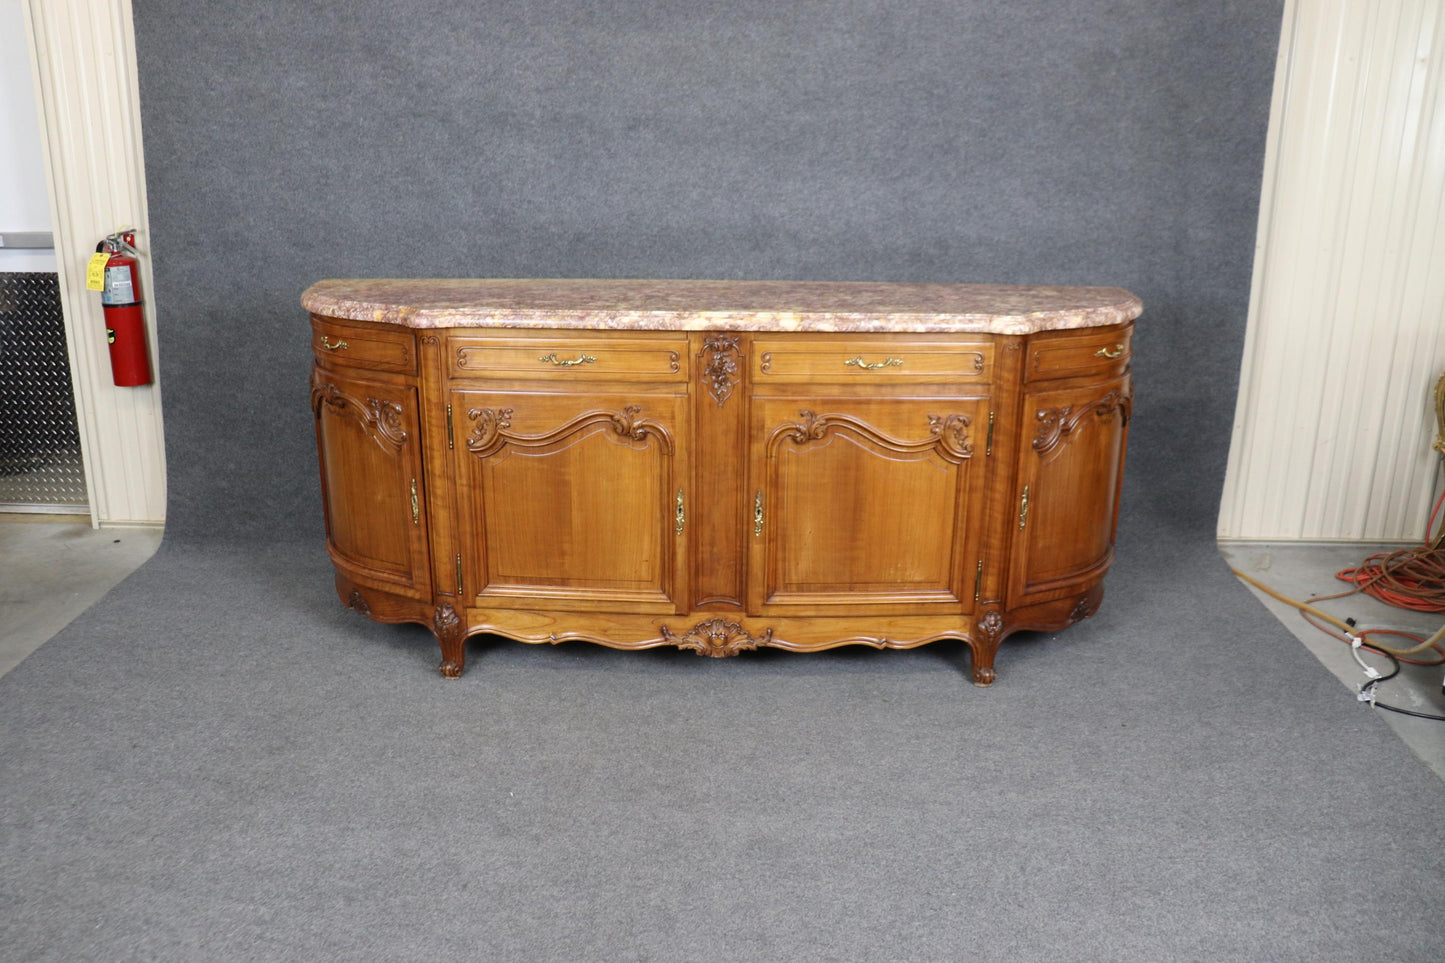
xmin=310 ymin=374 xmax=409 ymax=451
xmin=979 ymin=610 xmax=1005 ymax=640
xmin=662 ymin=618 xmax=774 ymax=658
xmin=1032 ymin=389 xmax=1132 ymax=454
xmin=609 ymin=405 xmax=651 ymax=441
xmin=433 ymin=601 xmax=462 ymax=640
xmin=1032 ymin=405 xmax=1072 ymax=452
xmin=367 ymin=398 xmax=408 ymax=448
xmin=701 ymin=335 xmax=742 ymax=407
xmin=785 ymin=410 xmax=830 ymax=444
xmin=466 ymin=407 xmax=514 ymax=452
xmin=927 ymin=413 xmax=974 ymax=457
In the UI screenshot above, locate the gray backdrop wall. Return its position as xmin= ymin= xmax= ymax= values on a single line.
xmin=132 ymin=0 xmax=1283 ymax=545
xmin=21 ymin=8 xmax=1445 ymax=959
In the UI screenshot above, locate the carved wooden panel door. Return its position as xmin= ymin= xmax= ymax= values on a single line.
xmin=1008 ymin=376 xmax=1132 ymax=605
xmin=747 ymin=396 xmax=989 ymax=615
xmin=311 ymin=368 xmax=432 ymax=598
xmin=452 ymin=390 xmax=690 ymax=613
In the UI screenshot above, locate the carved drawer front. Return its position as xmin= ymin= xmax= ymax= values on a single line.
xmin=1026 ymin=325 xmax=1132 ymax=382
xmin=752 ymin=337 xmax=993 ymax=383
xmin=450 ymin=334 xmax=687 ymax=382
xmin=311 ymin=317 xmax=416 ymax=374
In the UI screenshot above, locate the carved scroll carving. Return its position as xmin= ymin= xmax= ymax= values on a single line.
xmin=465 ymin=407 xmax=514 ymax=453
xmin=927 ymin=413 xmax=974 ymax=458
xmin=662 ymin=618 xmax=774 ymax=658
xmin=465 ymin=405 xmax=674 ymax=457
xmin=1031 ymin=389 xmax=1133 ymax=454
xmin=311 ymin=371 xmax=408 ymax=451
xmin=768 ymin=409 xmax=974 ymax=461
xmin=700 ymin=335 xmax=742 ymax=407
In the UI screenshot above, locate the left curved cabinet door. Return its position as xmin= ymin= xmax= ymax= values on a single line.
xmin=311 ymin=366 xmax=432 ymax=598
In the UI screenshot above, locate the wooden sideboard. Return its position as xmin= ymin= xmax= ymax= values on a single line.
xmin=303 ymin=279 xmax=1139 ymax=684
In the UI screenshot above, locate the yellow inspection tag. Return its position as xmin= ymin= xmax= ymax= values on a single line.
xmin=85 ymin=252 xmax=109 ymax=291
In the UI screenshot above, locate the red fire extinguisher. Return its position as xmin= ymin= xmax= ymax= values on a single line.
xmin=91 ymin=230 xmax=153 ymax=386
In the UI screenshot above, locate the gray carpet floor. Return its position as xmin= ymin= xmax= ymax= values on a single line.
xmin=3 ymin=533 xmax=1442 ymax=961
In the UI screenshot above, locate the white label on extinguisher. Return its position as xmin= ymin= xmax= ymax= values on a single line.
xmin=102 ymin=265 xmax=134 ymax=305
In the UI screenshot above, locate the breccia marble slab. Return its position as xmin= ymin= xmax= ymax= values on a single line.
xmin=301 ymin=278 xmax=1142 ymax=335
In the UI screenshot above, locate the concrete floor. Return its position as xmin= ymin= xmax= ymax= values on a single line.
xmin=2 ymin=517 xmax=1440 ymax=779
xmin=1221 ymin=540 xmax=1445 ymax=780
xmin=0 ymin=515 xmax=163 ymax=679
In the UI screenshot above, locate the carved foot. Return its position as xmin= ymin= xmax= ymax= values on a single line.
xmin=432 ymin=602 xmax=466 ymax=678
xmin=971 ymin=662 xmax=997 ymax=687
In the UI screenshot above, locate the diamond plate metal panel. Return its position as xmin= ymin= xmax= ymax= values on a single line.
xmin=0 ymin=272 xmax=88 ymax=510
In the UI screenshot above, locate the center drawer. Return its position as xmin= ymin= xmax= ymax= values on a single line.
xmin=752 ymin=336 xmax=993 ymax=383
xmin=449 ymin=333 xmax=688 ymax=381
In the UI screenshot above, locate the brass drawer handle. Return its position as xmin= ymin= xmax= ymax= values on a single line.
xmin=320 ymin=336 xmax=349 ymax=351
xmin=1094 ymin=344 xmax=1125 ymax=359
xmin=539 ymin=353 xmax=597 ymax=367
xmin=844 ymin=356 xmax=903 ymax=370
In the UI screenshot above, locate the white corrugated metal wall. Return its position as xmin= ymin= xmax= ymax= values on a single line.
xmin=1220 ymin=0 xmax=1445 ymax=542
xmin=24 ymin=0 xmax=166 ymax=526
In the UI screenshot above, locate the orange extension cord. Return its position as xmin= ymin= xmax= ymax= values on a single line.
xmin=1231 ymin=372 xmax=1445 ymax=669
xmin=1332 ymin=373 xmax=1445 ymax=614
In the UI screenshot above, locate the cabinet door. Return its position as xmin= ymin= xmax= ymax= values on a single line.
xmin=453 ymin=389 xmax=689 ymax=613
xmin=1008 ymin=376 xmax=1131 ymax=604
xmin=311 ymin=367 xmax=431 ymax=598
xmin=748 ymin=396 xmax=988 ymax=615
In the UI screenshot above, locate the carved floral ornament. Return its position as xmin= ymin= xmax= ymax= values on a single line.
xmin=661 ymin=618 xmax=773 ymax=657
xmin=700 ymin=334 xmax=742 ymax=407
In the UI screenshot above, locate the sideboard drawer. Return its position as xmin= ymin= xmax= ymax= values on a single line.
xmin=753 ymin=337 xmax=992 ymax=383
xmin=1027 ymin=326 xmax=1131 ymax=382
xmin=311 ymin=317 xmax=416 ymax=374
xmin=450 ymin=334 xmax=687 ymax=381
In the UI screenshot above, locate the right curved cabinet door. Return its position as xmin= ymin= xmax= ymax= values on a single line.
xmin=1007 ymin=375 xmax=1132 ymax=606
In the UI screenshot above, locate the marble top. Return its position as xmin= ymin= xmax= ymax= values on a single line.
xmin=301 ymin=279 xmax=1141 ymax=335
